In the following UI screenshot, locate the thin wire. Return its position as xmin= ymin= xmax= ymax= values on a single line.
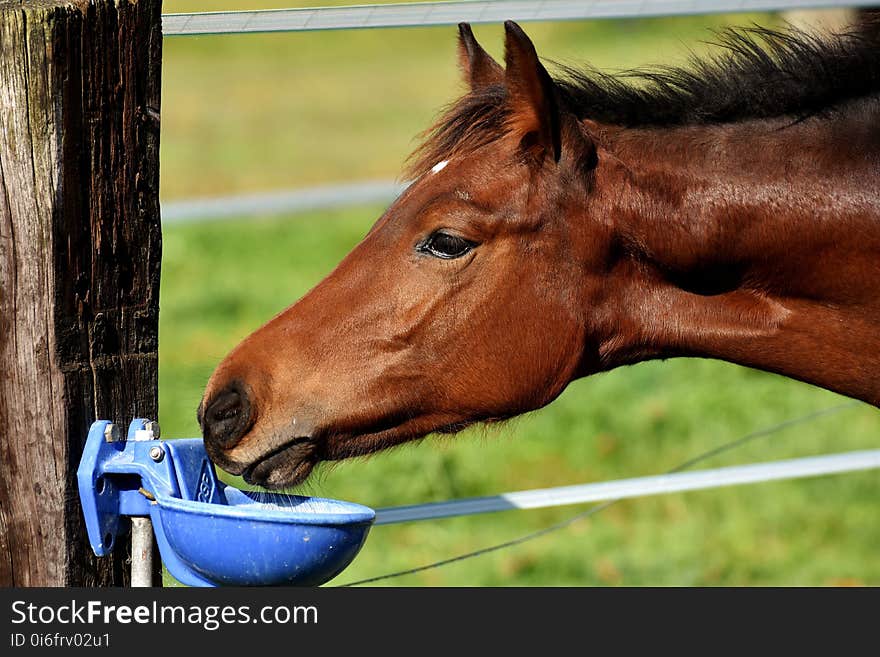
xmin=161 ymin=1 xmax=880 ymax=36
xmin=338 ymin=401 xmax=860 ymax=586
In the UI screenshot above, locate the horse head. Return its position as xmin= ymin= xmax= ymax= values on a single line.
xmin=200 ymin=19 xmax=880 ymax=488
xmin=199 ymin=22 xmax=608 ymax=487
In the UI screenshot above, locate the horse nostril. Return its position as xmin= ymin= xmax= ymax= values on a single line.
xmin=202 ymin=386 xmax=252 ymax=451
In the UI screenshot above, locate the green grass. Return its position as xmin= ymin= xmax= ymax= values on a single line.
xmin=160 ymin=10 xmax=787 ymax=198
xmin=158 ymin=7 xmax=880 ymax=586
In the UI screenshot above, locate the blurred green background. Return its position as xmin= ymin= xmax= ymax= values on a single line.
xmin=158 ymin=2 xmax=879 ymax=586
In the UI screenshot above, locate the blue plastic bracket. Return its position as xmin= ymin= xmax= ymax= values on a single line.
xmin=77 ymin=419 xmax=375 ymax=587
xmin=77 ymin=419 xmax=226 ymax=586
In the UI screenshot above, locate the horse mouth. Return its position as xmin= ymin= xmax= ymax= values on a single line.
xmin=237 ymin=416 xmax=470 ymax=488
xmin=241 ymin=437 xmax=317 ymax=489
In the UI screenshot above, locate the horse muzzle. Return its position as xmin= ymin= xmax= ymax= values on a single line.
xmin=200 ymin=382 xmax=254 ymax=451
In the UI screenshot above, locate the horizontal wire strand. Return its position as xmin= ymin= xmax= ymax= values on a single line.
xmin=162 ymin=1 xmax=878 ymax=36
xmin=373 ymin=448 xmax=880 ymax=524
xmin=339 ymin=401 xmax=865 ymax=586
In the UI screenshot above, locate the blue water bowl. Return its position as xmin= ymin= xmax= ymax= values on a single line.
xmin=78 ymin=420 xmax=375 ymax=587
xmin=154 ymin=489 xmax=374 ymax=586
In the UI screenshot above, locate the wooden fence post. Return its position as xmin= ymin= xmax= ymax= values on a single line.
xmin=0 ymin=0 xmax=163 ymax=586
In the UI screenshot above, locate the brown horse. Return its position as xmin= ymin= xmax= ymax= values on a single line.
xmin=199 ymin=20 xmax=880 ymax=489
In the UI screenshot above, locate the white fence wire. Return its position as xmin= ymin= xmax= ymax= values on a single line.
xmin=375 ymin=449 xmax=880 ymax=524
xmin=162 ymin=181 xmax=406 ymax=224
xmin=162 ymin=0 xmax=876 ymax=36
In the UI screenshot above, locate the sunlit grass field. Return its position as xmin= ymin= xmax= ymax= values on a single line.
xmin=158 ymin=5 xmax=880 ymax=586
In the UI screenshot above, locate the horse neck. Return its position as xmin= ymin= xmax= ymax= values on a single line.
xmin=589 ymin=99 xmax=880 ymax=406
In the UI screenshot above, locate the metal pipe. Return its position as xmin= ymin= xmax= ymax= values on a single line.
xmin=130 ymin=517 xmax=155 ymax=587
xmin=129 ymin=420 xmax=158 ymax=587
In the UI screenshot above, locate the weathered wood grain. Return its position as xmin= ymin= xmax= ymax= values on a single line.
xmin=0 ymin=0 xmax=162 ymax=586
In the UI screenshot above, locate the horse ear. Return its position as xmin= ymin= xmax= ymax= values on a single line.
xmin=457 ymin=23 xmax=503 ymax=91
xmin=503 ymin=20 xmax=561 ymax=163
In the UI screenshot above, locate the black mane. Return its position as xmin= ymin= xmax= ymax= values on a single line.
xmin=555 ymin=22 xmax=880 ymax=126
xmin=408 ymin=21 xmax=880 ymax=176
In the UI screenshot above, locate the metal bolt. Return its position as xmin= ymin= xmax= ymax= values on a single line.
xmin=145 ymin=420 xmax=161 ymax=439
xmin=149 ymin=446 xmax=164 ymax=462
xmin=103 ymin=423 xmax=121 ymax=443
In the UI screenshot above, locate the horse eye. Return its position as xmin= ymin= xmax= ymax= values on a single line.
xmin=419 ymin=231 xmax=477 ymax=259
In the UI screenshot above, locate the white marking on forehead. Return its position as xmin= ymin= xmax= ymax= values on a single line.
xmin=431 ymin=160 xmax=448 ymax=174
